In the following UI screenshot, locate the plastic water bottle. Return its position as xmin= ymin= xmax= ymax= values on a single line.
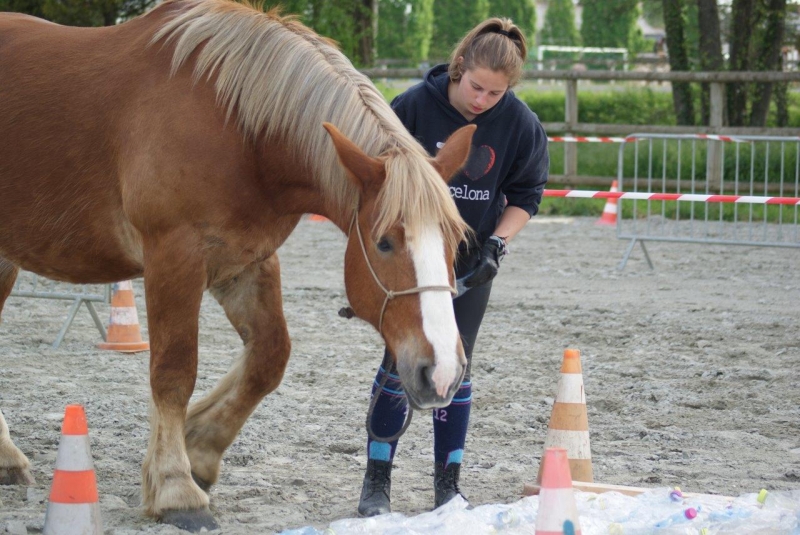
xmin=278 ymin=527 xmax=324 ymax=535
xmin=492 ymin=508 xmax=519 ymax=529
xmin=708 ymin=506 xmax=752 ymax=523
xmin=653 ymin=506 xmax=700 ymax=529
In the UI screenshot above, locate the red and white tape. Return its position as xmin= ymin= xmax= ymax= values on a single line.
xmin=547 ymin=134 xmax=800 ymax=143
xmin=544 ymin=189 xmax=800 ymax=205
xmin=548 ymin=136 xmax=628 ymax=143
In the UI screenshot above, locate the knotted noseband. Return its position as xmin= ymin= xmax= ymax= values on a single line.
xmin=348 ymin=207 xmax=456 ymax=335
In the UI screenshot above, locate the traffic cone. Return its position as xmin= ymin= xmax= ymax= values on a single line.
xmin=44 ymin=405 xmax=102 ymax=535
xmin=595 ymin=180 xmax=618 ymax=226
xmin=97 ymin=280 xmax=149 ymax=353
xmin=535 ymin=448 xmax=582 ymax=535
xmin=537 ymin=349 xmax=593 ymax=483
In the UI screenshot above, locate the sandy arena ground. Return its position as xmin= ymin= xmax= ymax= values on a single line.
xmin=1 ymin=216 xmax=799 ymax=534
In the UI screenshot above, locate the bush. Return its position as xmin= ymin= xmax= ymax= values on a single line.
xmin=517 ymin=87 xmax=677 ymax=125
xmin=516 ymin=86 xmax=800 ymax=128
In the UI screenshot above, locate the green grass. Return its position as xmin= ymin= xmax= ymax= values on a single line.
xmin=550 ymin=138 xmax=799 ymax=188
xmin=517 ymin=87 xmax=800 ymax=128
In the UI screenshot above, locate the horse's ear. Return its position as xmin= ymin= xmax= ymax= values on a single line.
xmin=323 ymin=122 xmax=385 ymax=195
xmin=430 ymin=124 xmax=477 ymax=183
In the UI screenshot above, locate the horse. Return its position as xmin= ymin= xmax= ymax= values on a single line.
xmin=0 ymin=0 xmax=476 ymax=530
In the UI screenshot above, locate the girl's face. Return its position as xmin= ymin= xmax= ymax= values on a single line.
xmin=449 ymin=62 xmax=510 ymax=121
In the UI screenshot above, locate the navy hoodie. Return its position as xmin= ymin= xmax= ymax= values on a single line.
xmin=391 ymin=64 xmax=549 ymax=255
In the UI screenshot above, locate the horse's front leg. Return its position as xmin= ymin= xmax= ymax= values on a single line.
xmin=184 ymin=254 xmax=290 ymax=490
xmin=140 ymin=232 xmax=218 ymax=532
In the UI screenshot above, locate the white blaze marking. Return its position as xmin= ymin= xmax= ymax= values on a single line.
xmin=409 ymin=225 xmax=460 ymax=396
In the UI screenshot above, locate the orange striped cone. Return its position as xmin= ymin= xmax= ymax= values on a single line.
xmin=537 ymin=349 xmax=593 ymax=483
xmin=595 ymin=180 xmax=618 ymax=226
xmin=535 ymin=448 xmax=581 ymax=535
xmin=97 ymin=280 xmax=149 ymax=353
xmin=43 ymin=405 xmax=102 ymax=535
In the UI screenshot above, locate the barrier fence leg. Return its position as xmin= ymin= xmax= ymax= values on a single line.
xmin=52 ymin=299 xmax=83 ymax=349
xmin=617 ymin=238 xmax=654 ymax=271
xmin=617 ymin=238 xmax=636 ymax=271
xmin=639 ymin=241 xmax=654 ymax=270
xmin=86 ymin=301 xmax=107 ymax=342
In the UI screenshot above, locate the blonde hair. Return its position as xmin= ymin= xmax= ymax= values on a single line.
xmin=447 ymin=18 xmax=527 ymax=87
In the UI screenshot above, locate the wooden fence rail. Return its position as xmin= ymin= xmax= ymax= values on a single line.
xmin=361 ymin=69 xmax=800 ymax=187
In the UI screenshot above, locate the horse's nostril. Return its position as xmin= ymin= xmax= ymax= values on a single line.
xmin=418 ymin=364 xmax=434 ymax=392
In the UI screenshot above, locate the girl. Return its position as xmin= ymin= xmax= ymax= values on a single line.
xmin=359 ymin=17 xmax=549 ymax=516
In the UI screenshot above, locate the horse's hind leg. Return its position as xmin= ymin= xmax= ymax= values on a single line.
xmin=184 ymin=255 xmax=290 ymax=490
xmin=0 ymin=259 xmax=32 ymax=485
xmin=139 ymin=232 xmax=218 ymax=531
xmin=0 ymin=256 xmax=19 ymax=323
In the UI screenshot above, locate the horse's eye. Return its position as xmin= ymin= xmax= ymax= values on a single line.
xmin=377 ymin=238 xmax=393 ymax=253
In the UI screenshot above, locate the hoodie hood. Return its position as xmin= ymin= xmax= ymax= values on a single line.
xmin=423 ymin=64 xmax=514 ymax=126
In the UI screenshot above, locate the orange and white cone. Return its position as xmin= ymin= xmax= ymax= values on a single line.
xmin=537 ymin=349 xmax=593 ymax=483
xmin=595 ymin=180 xmax=618 ymax=226
xmin=43 ymin=405 xmax=102 ymax=535
xmin=535 ymin=448 xmax=581 ymax=535
xmin=97 ymin=280 xmax=149 ymax=353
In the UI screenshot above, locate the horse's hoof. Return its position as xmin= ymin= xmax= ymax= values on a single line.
xmin=191 ymin=472 xmax=212 ymax=493
xmin=0 ymin=467 xmax=35 ymax=486
xmin=161 ymin=508 xmax=219 ymax=532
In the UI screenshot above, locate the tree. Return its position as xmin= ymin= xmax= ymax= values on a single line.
xmin=580 ymin=0 xmax=645 ymax=53
xmin=697 ymin=0 xmax=724 ymax=125
xmin=749 ymin=0 xmax=787 ymax=126
xmin=0 ymin=0 xmax=157 ymax=26
xmin=725 ymin=0 xmax=791 ymax=127
xmin=377 ymin=0 xmax=435 ymax=63
xmin=662 ymin=0 xmax=694 ymax=125
xmin=0 ymin=0 xmax=44 ymax=19
xmin=429 ymin=0 xmax=489 ymax=61
xmin=727 ymin=0 xmax=756 ymax=126
xmin=540 ymin=0 xmax=580 ymax=47
xmin=488 ymin=0 xmax=536 ymax=45
xmin=262 ymin=0 xmax=377 ymax=66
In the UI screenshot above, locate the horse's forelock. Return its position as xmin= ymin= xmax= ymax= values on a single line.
xmin=375 ymin=154 xmax=468 ymax=255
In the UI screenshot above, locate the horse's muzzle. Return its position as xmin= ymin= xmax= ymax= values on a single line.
xmin=397 ymin=358 xmax=466 ymax=410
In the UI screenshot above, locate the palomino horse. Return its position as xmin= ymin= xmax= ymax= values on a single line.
xmin=0 ymin=0 xmax=476 ymax=530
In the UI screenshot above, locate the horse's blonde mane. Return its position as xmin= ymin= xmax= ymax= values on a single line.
xmin=152 ymin=0 xmax=466 ymax=250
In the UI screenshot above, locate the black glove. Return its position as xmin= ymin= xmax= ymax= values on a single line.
xmin=462 ymin=235 xmax=507 ymax=289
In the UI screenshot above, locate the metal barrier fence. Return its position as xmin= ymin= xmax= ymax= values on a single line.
xmin=9 ymin=272 xmax=109 ymax=348
xmin=615 ymin=134 xmax=800 ymax=269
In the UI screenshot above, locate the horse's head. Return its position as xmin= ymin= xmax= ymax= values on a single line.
xmin=323 ymin=122 xmax=476 ymax=410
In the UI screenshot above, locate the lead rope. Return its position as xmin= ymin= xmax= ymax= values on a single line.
xmin=343 ymin=208 xmax=457 ymax=444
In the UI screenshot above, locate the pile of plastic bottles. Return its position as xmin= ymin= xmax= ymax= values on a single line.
xmin=279 ymin=487 xmax=800 ymax=534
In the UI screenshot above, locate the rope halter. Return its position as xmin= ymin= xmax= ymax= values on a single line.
xmin=348 ymin=207 xmax=457 ymax=335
